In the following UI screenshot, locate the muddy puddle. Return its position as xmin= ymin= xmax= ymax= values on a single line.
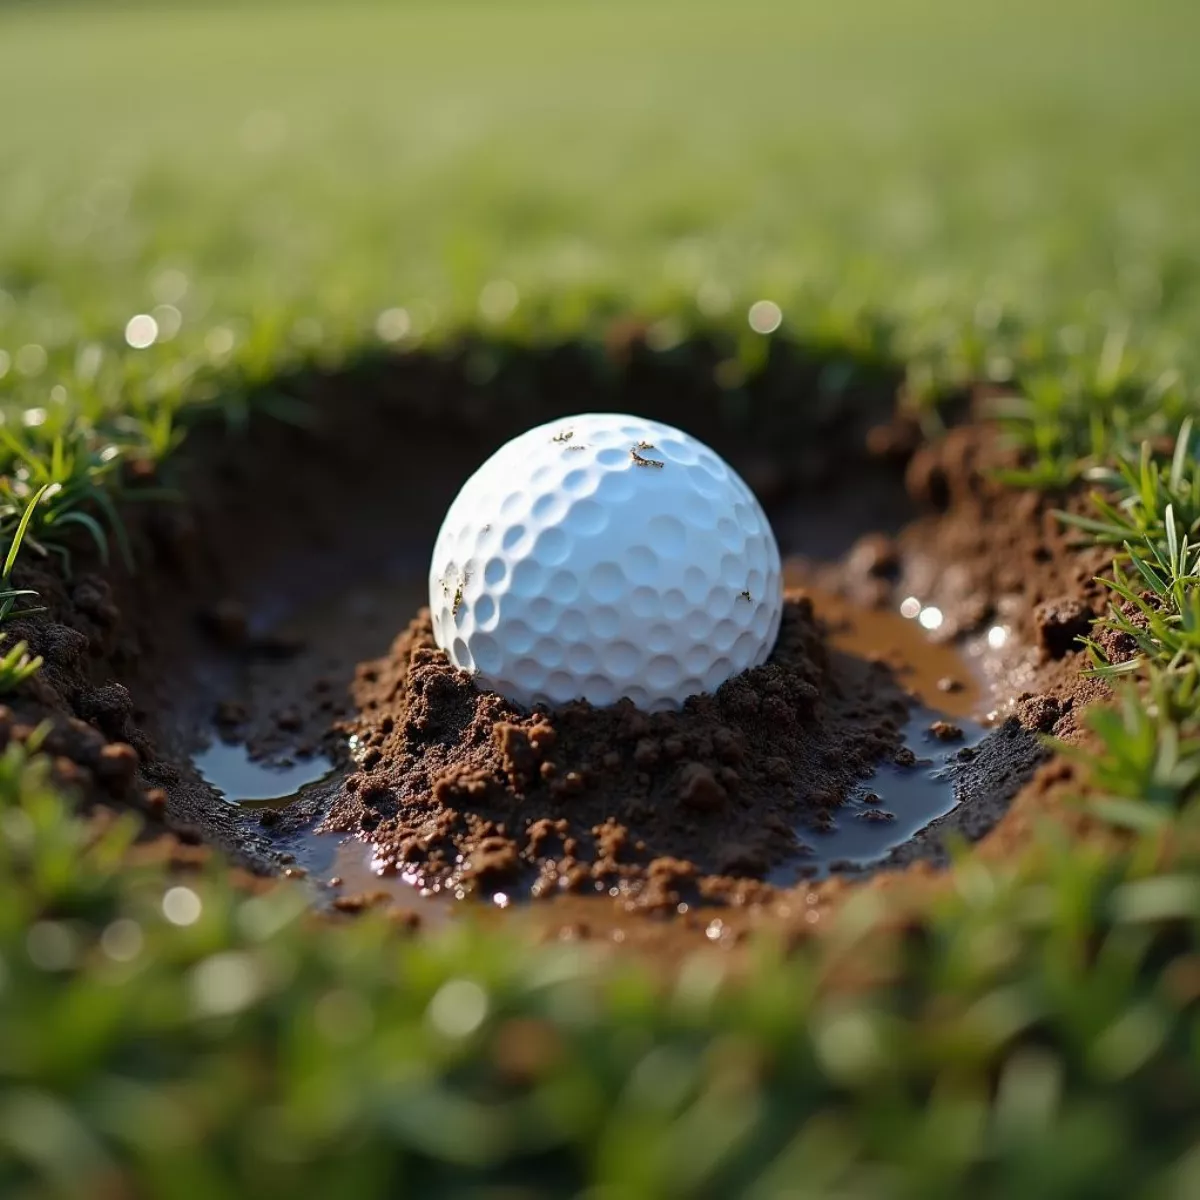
xmin=195 ymin=741 xmax=334 ymax=805
xmin=186 ymin=560 xmax=1009 ymax=916
xmin=770 ymin=594 xmax=990 ymax=881
xmin=769 ymin=584 xmax=998 ymax=878
xmin=194 ymin=735 xmax=457 ymax=922
xmin=183 ymin=562 xmax=460 ymax=920
xmin=0 ymin=342 xmax=1103 ymax=952
xmin=115 ymin=352 xmax=1073 ymax=932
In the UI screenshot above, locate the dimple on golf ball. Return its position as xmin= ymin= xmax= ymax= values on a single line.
xmin=428 ymin=412 xmax=783 ymax=712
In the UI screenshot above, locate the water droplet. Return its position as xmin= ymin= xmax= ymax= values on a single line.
xmin=124 ymin=313 xmax=158 ymax=349
xmin=427 ymin=979 xmax=488 ymax=1038
xmin=374 ymin=307 xmax=411 ymax=342
xmin=163 ymin=886 xmax=202 ymax=926
xmin=101 ymin=918 xmax=143 ymax=962
xmin=748 ymin=299 xmax=782 ymax=334
xmin=191 ymin=951 xmax=260 ymax=1016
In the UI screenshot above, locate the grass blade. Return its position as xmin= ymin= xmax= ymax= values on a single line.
xmin=3 ymin=485 xmax=49 ymax=581
xmin=1171 ymin=417 xmax=1193 ymax=493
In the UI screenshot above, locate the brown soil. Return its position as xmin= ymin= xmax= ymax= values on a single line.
xmin=322 ymin=593 xmax=912 ymax=909
xmin=0 ymin=335 xmax=1117 ymax=951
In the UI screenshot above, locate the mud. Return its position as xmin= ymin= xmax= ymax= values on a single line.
xmin=0 ymin=336 xmax=1112 ymax=948
xmin=323 ymin=593 xmax=909 ymax=904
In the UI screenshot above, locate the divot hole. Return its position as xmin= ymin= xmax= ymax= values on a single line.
xmin=86 ymin=338 xmax=1053 ymax=943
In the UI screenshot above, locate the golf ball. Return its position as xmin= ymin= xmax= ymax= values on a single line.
xmin=429 ymin=412 xmax=783 ymax=712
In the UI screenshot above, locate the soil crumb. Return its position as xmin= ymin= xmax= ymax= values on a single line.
xmin=322 ymin=593 xmax=913 ymax=907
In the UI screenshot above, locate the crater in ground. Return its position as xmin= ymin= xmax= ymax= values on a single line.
xmin=7 ymin=335 xmax=1112 ymax=947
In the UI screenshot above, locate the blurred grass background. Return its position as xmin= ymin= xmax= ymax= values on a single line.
xmin=2 ymin=0 xmax=1199 ymax=403
xmin=4 ymin=2 xmax=1200 ymax=1195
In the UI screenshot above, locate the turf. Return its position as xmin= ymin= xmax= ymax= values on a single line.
xmin=4 ymin=0 xmax=1200 ymax=1194
xmin=3 ymin=0 xmax=1200 ymax=453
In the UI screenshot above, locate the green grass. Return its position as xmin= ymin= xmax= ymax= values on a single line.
xmin=4 ymin=0 xmax=1200 ymax=450
xmin=4 ymin=0 xmax=1200 ymax=1193
xmin=1056 ymin=423 xmax=1200 ymax=688
xmin=5 ymin=736 xmax=1200 ymax=1198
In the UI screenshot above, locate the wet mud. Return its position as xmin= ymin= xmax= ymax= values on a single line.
xmin=0 ymin=337 xmax=1110 ymax=948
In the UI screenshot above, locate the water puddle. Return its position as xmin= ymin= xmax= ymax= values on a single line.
xmin=192 ymin=731 xmax=453 ymax=919
xmin=194 ymin=740 xmax=333 ymax=805
xmin=189 ymin=564 xmax=1003 ymax=908
xmin=298 ymin=834 xmax=451 ymax=922
xmin=775 ymin=586 xmax=991 ymax=878
xmin=788 ymin=703 xmax=986 ymax=877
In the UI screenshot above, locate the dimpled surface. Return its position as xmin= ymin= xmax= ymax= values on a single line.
xmin=429 ymin=413 xmax=783 ymax=712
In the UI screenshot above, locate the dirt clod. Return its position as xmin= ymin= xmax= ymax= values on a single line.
xmin=678 ymin=763 xmax=727 ymax=812
xmin=322 ymin=594 xmax=913 ymax=900
xmin=96 ymin=742 xmax=140 ymax=792
xmin=1016 ymin=693 xmax=1065 ymax=734
xmin=1034 ymin=596 xmax=1094 ymax=659
xmin=929 ymin=720 xmax=963 ymax=742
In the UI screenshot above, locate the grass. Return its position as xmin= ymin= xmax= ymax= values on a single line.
xmin=6 ymin=736 xmax=1200 ymax=1197
xmin=0 ymin=640 xmax=42 ymax=695
xmin=4 ymin=0 xmax=1200 ymax=450
xmin=1058 ymin=423 xmax=1200 ymax=687
xmin=4 ymin=0 xmax=1200 ymax=1193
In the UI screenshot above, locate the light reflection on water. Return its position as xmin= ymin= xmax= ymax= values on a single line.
xmin=777 ymin=703 xmax=987 ymax=880
xmin=191 ymin=736 xmax=447 ymax=921
xmin=193 ymin=739 xmax=332 ymax=805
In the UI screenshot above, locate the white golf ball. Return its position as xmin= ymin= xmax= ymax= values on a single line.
xmin=428 ymin=412 xmax=783 ymax=712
